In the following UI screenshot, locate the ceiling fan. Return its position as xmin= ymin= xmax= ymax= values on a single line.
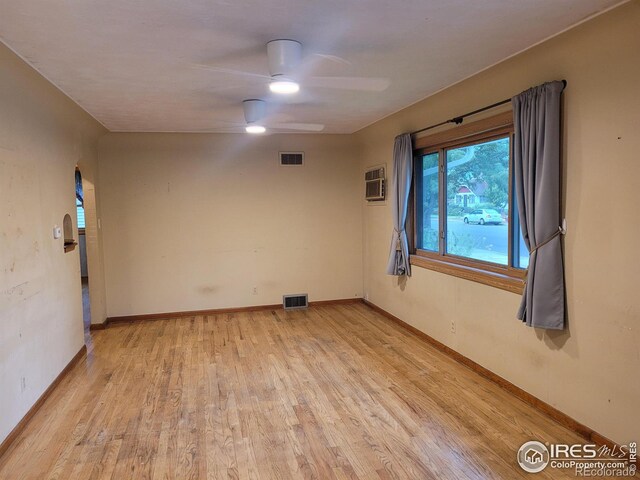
xmin=196 ymin=39 xmax=390 ymax=94
xmin=243 ymin=98 xmax=324 ymax=133
xmin=196 ymin=99 xmax=325 ymax=133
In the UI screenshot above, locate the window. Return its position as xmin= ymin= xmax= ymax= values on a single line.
xmin=411 ymin=112 xmax=526 ymax=293
xmin=76 ymin=198 xmax=86 ymax=230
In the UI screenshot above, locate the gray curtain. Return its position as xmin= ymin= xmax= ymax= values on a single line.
xmin=512 ymin=81 xmax=566 ymax=329
xmin=386 ymin=134 xmax=413 ymax=276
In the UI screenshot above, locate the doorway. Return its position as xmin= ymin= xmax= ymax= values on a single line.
xmin=76 ymin=168 xmax=91 ymax=334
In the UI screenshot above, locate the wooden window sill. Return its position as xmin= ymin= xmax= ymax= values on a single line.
xmin=410 ymin=254 xmax=525 ymax=294
xmin=64 ymin=242 xmax=77 ymax=253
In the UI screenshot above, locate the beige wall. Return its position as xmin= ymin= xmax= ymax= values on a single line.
xmin=98 ymin=133 xmax=363 ymax=317
xmin=356 ymin=2 xmax=640 ymax=444
xmin=0 ymin=43 xmax=106 ymax=443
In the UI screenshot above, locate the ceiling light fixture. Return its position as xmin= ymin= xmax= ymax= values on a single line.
xmin=269 ymin=78 xmax=300 ymax=94
xmin=267 ymin=40 xmax=302 ymax=94
xmin=245 ymin=124 xmax=266 ymax=134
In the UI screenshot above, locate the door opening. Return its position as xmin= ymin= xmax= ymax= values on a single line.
xmin=76 ymin=168 xmax=91 ymax=334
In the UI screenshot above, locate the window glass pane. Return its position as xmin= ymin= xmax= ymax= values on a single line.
xmin=417 ymin=152 xmax=439 ymax=251
xmin=518 ymin=228 xmax=529 ymax=269
xmin=76 ymin=198 xmax=85 ymax=229
xmin=446 ymin=137 xmax=509 ymax=264
xmin=511 ymin=187 xmax=529 ymax=270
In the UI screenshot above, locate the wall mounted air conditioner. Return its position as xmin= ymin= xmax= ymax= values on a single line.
xmin=365 ymin=166 xmax=385 ymax=201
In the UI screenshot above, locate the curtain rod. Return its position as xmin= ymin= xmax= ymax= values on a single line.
xmin=410 ymin=79 xmax=567 ymax=137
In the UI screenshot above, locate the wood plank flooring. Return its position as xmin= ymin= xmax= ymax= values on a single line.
xmin=0 ymin=303 xmax=587 ymax=479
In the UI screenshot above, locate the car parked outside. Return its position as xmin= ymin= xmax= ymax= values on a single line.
xmin=463 ymin=208 xmax=504 ymax=225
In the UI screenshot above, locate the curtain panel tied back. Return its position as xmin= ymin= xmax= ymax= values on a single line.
xmin=512 ymin=80 xmax=566 ymax=329
xmin=386 ymin=134 xmax=413 ymax=276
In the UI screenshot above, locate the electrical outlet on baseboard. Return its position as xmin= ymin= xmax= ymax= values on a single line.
xmin=450 ymin=321 xmax=456 ymax=334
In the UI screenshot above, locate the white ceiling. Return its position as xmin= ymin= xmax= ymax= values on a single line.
xmin=0 ymin=0 xmax=622 ymax=133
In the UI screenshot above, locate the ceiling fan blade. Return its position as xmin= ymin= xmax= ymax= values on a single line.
xmin=188 ymin=119 xmax=246 ymax=130
xmin=190 ymin=128 xmax=243 ymax=133
xmin=311 ymin=53 xmax=352 ymax=66
xmin=193 ymin=64 xmax=271 ymax=80
xmin=305 ymin=76 xmax=390 ymax=92
xmin=269 ymin=122 xmax=325 ymax=132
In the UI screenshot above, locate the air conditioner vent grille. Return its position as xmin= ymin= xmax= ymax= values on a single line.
xmin=283 ymin=294 xmax=308 ymax=310
xmin=279 ymin=152 xmax=304 ymax=166
xmin=365 ymin=167 xmax=384 ymax=181
xmin=366 ymin=180 xmax=384 ymax=199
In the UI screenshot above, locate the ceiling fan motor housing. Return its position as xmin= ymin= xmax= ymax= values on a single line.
xmin=242 ymin=99 xmax=267 ymax=124
xmin=267 ymin=39 xmax=302 ymax=77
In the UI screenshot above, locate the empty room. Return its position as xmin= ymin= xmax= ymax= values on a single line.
xmin=0 ymin=0 xmax=638 ymax=478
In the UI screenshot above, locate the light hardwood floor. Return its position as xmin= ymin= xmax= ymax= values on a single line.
xmin=0 ymin=303 xmax=587 ymax=479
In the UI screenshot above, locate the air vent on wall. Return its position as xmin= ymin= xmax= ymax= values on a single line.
xmin=365 ymin=166 xmax=385 ymax=201
xmin=283 ymin=294 xmax=308 ymax=310
xmin=279 ymin=152 xmax=304 ymax=166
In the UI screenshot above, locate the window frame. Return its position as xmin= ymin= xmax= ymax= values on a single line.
xmin=409 ymin=112 xmax=526 ymax=294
